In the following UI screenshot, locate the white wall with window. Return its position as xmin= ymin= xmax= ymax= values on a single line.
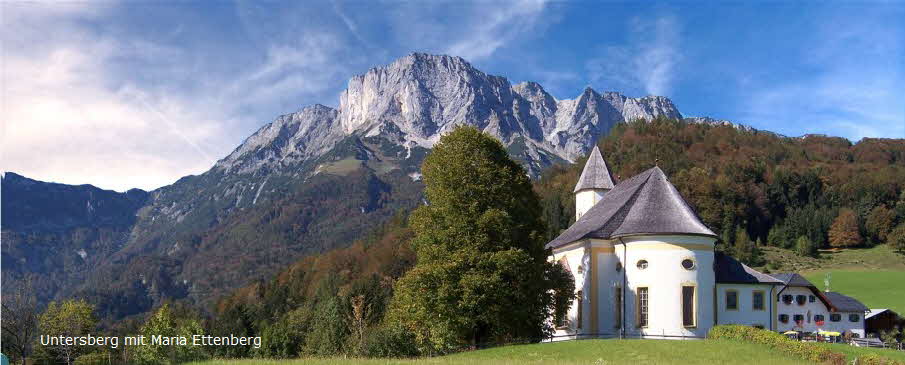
xmin=616 ymin=235 xmax=716 ymax=339
xmin=715 ymin=284 xmax=774 ymax=329
xmin=775 ymin=287 xmax=828 ymax=333
xmin=817 ymin=311 xmax=865 ymax=337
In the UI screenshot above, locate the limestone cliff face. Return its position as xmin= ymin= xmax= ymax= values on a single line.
xmin=218 ymin=53 xmax=683 ymax=178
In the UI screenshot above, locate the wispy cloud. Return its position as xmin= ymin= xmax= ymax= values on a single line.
xmin=444 ymin=0 xmax=548 ymax=61
xmin=740 ymin=8 xmax=904 ymax=140
xmin=586 ymin=14 xmax=682 ymax=97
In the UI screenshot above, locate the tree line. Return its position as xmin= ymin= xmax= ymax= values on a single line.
xmin=537 ymin=118 xmax=905 ymax=266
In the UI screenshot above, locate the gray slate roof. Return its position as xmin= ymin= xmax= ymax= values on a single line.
xmin=548 ymin=166 xmax=717 ymax=249
xmin=714 ymin=252 xmax=784 ymax=284
xmin=771 ymin=273 xmax=816 ymax=287
xmin=573 ymin=146 xmax=615 ymax=192
xmin=824 ymin=292 xmax=869 ymax=312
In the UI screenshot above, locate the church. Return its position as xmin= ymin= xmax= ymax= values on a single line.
xmin=547 ymin=147 xmax=869 ymax=339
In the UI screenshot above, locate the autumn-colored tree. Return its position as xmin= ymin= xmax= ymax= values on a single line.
xmin=828 ymin=208 xmax=862 ymax=248
xmin=866 ymin=205 xmax=896 ymax=243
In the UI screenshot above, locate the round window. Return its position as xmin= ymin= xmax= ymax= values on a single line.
xmin=681 ymin=259 xmax=695 ymax=270
xmin=636 ymin=260 xmax=648 ymax=270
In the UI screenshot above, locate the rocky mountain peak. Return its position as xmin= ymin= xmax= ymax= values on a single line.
xmin=218 ymin=53 xmax=686 ymax=177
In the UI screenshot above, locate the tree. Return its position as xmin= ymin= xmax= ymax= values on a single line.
xmin=1 ymin=280 xmax=39 ymax=365
xmin=828 ymin=208 xmax=863 ymax=248
xmin=35 ymin=299 xmax=97 ymax=365
xmin=889 ymin=223 xmax=905 ymax=253
xmin=866 ymin=205 xmax=896 ymax=243
xmin=732 ymin=227 xmax=763 ymax=266
xmin=131 ymin=303 xmax=206 ymax=365
xmin=795 ymin=235 xmax=818 ymax=258
xmin=387 ymin=126 xmax=574 ymax=354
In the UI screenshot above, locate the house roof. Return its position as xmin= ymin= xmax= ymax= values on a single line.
xmin=823 ymin=292 xmax=869 ymax=313
xmin=573 ymin=146 xmax=615 ymax=192
xmin=771 ymin=273 xmax=816 ymax=287
xmin=866 ymin=309 xmax=892 ymax=320
xmin=547 ymin=166 xmax=717 ymax=249
xmin=713 ymin=252 xmax=784 ymax=284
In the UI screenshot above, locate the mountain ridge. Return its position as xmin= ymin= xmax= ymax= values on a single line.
xmin=1 ymin=53 xmax=713 ymax=319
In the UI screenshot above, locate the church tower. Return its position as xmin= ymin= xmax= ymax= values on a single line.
xmin=574 ymin=146 xmax=615 ymax=220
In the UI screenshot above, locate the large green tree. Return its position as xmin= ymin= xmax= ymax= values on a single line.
xmin=387 ymin=126 xmax=573 ymax=354
xmin=131 ymin=304 xmax=206 ymax=365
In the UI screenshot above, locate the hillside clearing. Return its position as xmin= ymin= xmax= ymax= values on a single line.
xmin=187 ymin=339 xmax=810 ymax=365
xmin=802 ymin=270 xmax=905 ymax=314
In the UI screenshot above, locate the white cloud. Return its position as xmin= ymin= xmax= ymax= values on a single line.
xmin=1 ymin=2 xmax=355 ymax=191
xmin=586 ymin=14 xmax=682 ymax=97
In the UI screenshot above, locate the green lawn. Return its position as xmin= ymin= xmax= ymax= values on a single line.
xmin=816 ymin=342 xmax=905 ymax=363
xmin=801 ymin=270 xmax=905 ymax=315
xmin=187 ymin=339 xmax=811 ymax=365
xmin=760 ymin=244 xmax=905 ymax=314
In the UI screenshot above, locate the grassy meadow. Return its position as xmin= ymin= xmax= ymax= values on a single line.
xmin=187 ymin=339 xmax=812 ymax=365
xmin=761 ymin=244 xmax=905 ymax=313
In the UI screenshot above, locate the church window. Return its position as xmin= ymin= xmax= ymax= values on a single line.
xmin=636 ymin=260 xmax=649 ymax=270
xmin=849 ymin=314 xmax=860 ymax=322
xmin=796 ymin=295 xmax=807 ymax=305
xmin=682 ymin=286 xmax=695 ymax=327
xmin=637 ymin=287 xmax=649 ymax=328
xmin=616 ymin=262 xmax=622 ymax=272
xmin=725 ymin=290 xmax=738 ymax=310
xmin=614 ymin=287 xmax=622 ymax=328
xmin=681 ymin=259 xmax=695 ymax=270
xmin=830 ymin=314 xmax=841 ymax=322
xmin=779 ymin=314 xmax=789 ymax=323
xmin=752 ymin=291 xmax=765 ymax=311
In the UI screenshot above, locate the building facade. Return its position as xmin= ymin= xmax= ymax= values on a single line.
xmin=548 ymin=147 xmax=869 ymax=340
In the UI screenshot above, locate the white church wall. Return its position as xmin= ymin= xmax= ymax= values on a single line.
xmin=617 ymin=235 xmax=716 ymax=339
xmin=575 ymin=189 xmax=606 ymax=220
xmin=715 ymin=284 xmax=775 ymax=329
xmin=550 ymin=242 xmax=590 ymax=340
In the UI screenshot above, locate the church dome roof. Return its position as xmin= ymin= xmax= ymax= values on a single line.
xmin=548 ymin=166 xmax=717 ymax=249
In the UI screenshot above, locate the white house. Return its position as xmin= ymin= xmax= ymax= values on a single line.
xmin=548 ymin=146 xmax=869 ymax=340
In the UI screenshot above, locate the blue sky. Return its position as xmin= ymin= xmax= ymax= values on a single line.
xmin=3 ymin=0 xmax=903 ymax=191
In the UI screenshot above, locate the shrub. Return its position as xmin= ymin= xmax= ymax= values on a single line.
xmin=857 ymin=353 xmax=905 ymax=365
xmin=708 ymin=325 xmax=845 ymax=364
xmin=73 ymin=352 xmax=108 ymax=365
xmin=357 ymin=324 xmax=419 ymax=358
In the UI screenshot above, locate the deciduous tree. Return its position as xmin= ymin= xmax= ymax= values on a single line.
xmin=35 ymin=299 xmax=97 ymax=365
xmin=866 ymin=205 xmax=896 ymax=243
xmin=828 ymin=208 xmax=862 ymax=248
xmin=1 ymin=280 xmax=38 ymax=365
xmin=387 ymin=126 xmax=574 ymax=354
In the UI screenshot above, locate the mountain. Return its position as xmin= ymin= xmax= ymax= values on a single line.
xmin=1 ymin=53 xmax=684 ymax=319
xmin=1 ymin=173 xmax=149 ymax=304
